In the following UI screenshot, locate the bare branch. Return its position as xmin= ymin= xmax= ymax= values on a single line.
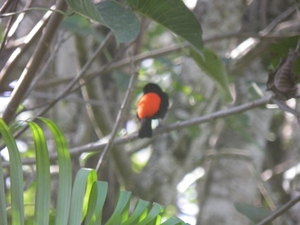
xmin=1 ymin=0 xmax=67 ymax=124
xmin=2 ymin=95 xmax=273 ymax=167
xmin=95 ymin=56 xmax=139 ymax=172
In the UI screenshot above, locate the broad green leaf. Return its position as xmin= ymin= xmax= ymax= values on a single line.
xmin=84 ymin=181 xmax=108 ymax=225
xmin=27 ymin=121 xmax=51 ymax=225
xmin=234 ymin=202 xmax=272 ymax=223
xmin=38 ymin=118 xmax=72 ymax=225
xmin=65 ymin=0 xmax=140 ymax=44
xmin=105 ymin=191 xmax=131 ymax=225
xmin=127 ymin=0 xmax=203 ymax=53
xmin=0 ymin=156 xmax=7 ymax=225
xmin=136 ymin=203 xmax=164 ymax=225
xmin=61 ymin=14 xmax=104 ymax=43
xmin=0 ymin=119 xmax=24 ymax=225
xmin=122 ymin=199 xmax=150 ymax=225
xmin=190 ymin=47 xmax=232 ymax=102
xmin=68 ymin=168 xmax=97 ymax=225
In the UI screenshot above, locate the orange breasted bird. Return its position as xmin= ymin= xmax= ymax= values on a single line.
xmin=137 ymin=83 xmax=169 ymax=138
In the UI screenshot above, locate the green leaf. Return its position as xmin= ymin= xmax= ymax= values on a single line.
xmin=105 ymin=191 xmax=131 ymax=225
xmin=234 ymin=202 xmax=272 ymax=223
xmin=37 ymin=118 xmax=72 ymax=225
xmin=270 ymin=36 xmax=300 ymax=56
xmin=65 ymin=0 xmax=140 ymax=44
xmin=190 ymin=47 xmax=232 ymax=102
xmin=136 ymin=203 xmax=164 ymax=225
xmin=0 ymin=156 xmax=7 ymax=225
xmin=27 ymin=121 xmax=51 ymax=225
xmin=0 ymin=119 xmax=24 ymax=225
xmin=122 ymin=199 xmax=150 ymax=225
xmin=127 ymin=0 xmax=203 ymax=53
xmin=61 ymin=14 xmax=104 ymax=43
xmin=161 ymin=216 xmax=188 ymax=225
xmin=84 ymin=181 xmax=108 ymax=225
xmin=68 ymin=168 xmax=97 ymax=225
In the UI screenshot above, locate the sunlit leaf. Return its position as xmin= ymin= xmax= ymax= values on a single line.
xmin=0 ymin=119 xmax=24 ymax=225
xmin=122 ymin=199 xmax=150 ymax=225
xmin=38 ymin=118 xmax=72 ymax=225
xmin=68 ymin=168 xmax=97 ymax=225
xmin=105 ymin=191 xmax=131 ymax=225
xmin=84 ymin=181 xmax=108 ymax=225
xmin=27 ymin=121 xmax=51 ymax=225
xmin=136 ymin=203 xmax=164 ymax=225
xmin=0 ymin=156 xmax=7 ymax=225
xmin=161 ymin=216 xmax=188 ymax=225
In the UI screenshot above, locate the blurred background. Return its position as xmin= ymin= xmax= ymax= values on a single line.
xmin=1 ymin=0 xmax=300 ymax=224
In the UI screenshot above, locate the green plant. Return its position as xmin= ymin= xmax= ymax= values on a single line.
xmin=0 ymin=118 xmax=189 ymax=225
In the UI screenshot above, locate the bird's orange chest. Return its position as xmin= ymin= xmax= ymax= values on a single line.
xmin=137 ymin=93 xmax=161 ymax=119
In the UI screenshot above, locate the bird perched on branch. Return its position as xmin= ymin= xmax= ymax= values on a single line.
xmin=136 ymin=83 xmax=169 ymax=138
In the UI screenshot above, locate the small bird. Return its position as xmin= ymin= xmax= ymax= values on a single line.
xmin=136 ymin=83 xmax=169 ymax=138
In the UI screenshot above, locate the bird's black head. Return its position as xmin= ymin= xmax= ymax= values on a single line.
xmin=143 ymin=83 xmax=163 ymax=94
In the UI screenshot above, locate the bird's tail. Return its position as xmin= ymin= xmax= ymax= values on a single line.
xmin=138 ymin=118 xmax=152 ymax=138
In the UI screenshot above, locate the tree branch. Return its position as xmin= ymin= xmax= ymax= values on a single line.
xmin=95 ymin=56 xmax=138 ymax=173
xmin=257 ymin=195 xmax=300 ymax=225
xmin=1 ymin=0 xmax=67 ymax=124
xmin=2 ymin=95 xmax=273 ymax=167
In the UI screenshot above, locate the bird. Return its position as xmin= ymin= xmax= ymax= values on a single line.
xmin=136 ymin=83 xmax=169 ymax=138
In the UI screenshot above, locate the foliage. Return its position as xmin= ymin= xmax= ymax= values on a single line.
xmin=1 ymin=0 xmax=300 ymax=224
xmin=0 ymin=118 xmax=189 ymax=225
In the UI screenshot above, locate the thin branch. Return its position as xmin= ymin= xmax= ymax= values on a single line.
xmin=83 ymin=32 xmax=298 ymax=79
xmin=1 ymin=0 xmax=67 ymax=124
xmin=0 ymin=7 xmax=68 ymax=18
xmin=0 ymin=0 xmax=14 ymax=14
xmin=2 ymin=95 xmax=273 ymax=167
xmin=0 ymin=5 xmax=53 ymax=92
xmin=25 ymin=32 xmax=298 ymax=94
xmin=25 ymin=31 xmax=65 ymax=98
xmin=36 ymin=32 xmax=113 ymax=114
xmin=256 ymin=195 xmax=300 ymax=225
xmin=95 ymin=57 xmax=139 ymax=172
xmin=6 ymin=0 xmax=33 ymax=38
xmin=272 ymin=99 xmax=300 ymax=125
xmin=0 ymin=0 xmax=18 ymax=53
xmin=259 ymin=6 xmax=296 ymax=35
xmin=9 ymin=31 xmax=114 ymax=140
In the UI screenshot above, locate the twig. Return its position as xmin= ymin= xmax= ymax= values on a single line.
xmin=82 ymin=33 xmax=298 ymax=80
xmin=21 ymin=31 xmax=297 ymax=95
xmin=2 ymin=95 xmax=273 ymax=167
xmin=0 ymin=4 xmax=53 ymax=92
xmin=35 ymin=31 xmax=113 ymax=116
xmin=8 ymin=31 xmax=113 ymax=140
xmin=0 ymin=0 xmax=18 ymax=53
xmin=259 ymin=6 xmax=296 ymax=36
xmin=0 ymin=7 xmax=68 ymax=18
xmin=0 ymin=0 xmax=14 ymax=14
xmin=256 ymin=195 xmax=300 ymax=225
xmin=25 ymin=31 xmax=65 ymax=98
xmin=1 ymin=0 xmax=67 ymax=124
xmin=95 ymin=55 xmax=138 ymax=172
xmin=6 ymin=0 xmax=33 ymax=38
xmin=272 ymin=99 xmax=300 ymax=125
